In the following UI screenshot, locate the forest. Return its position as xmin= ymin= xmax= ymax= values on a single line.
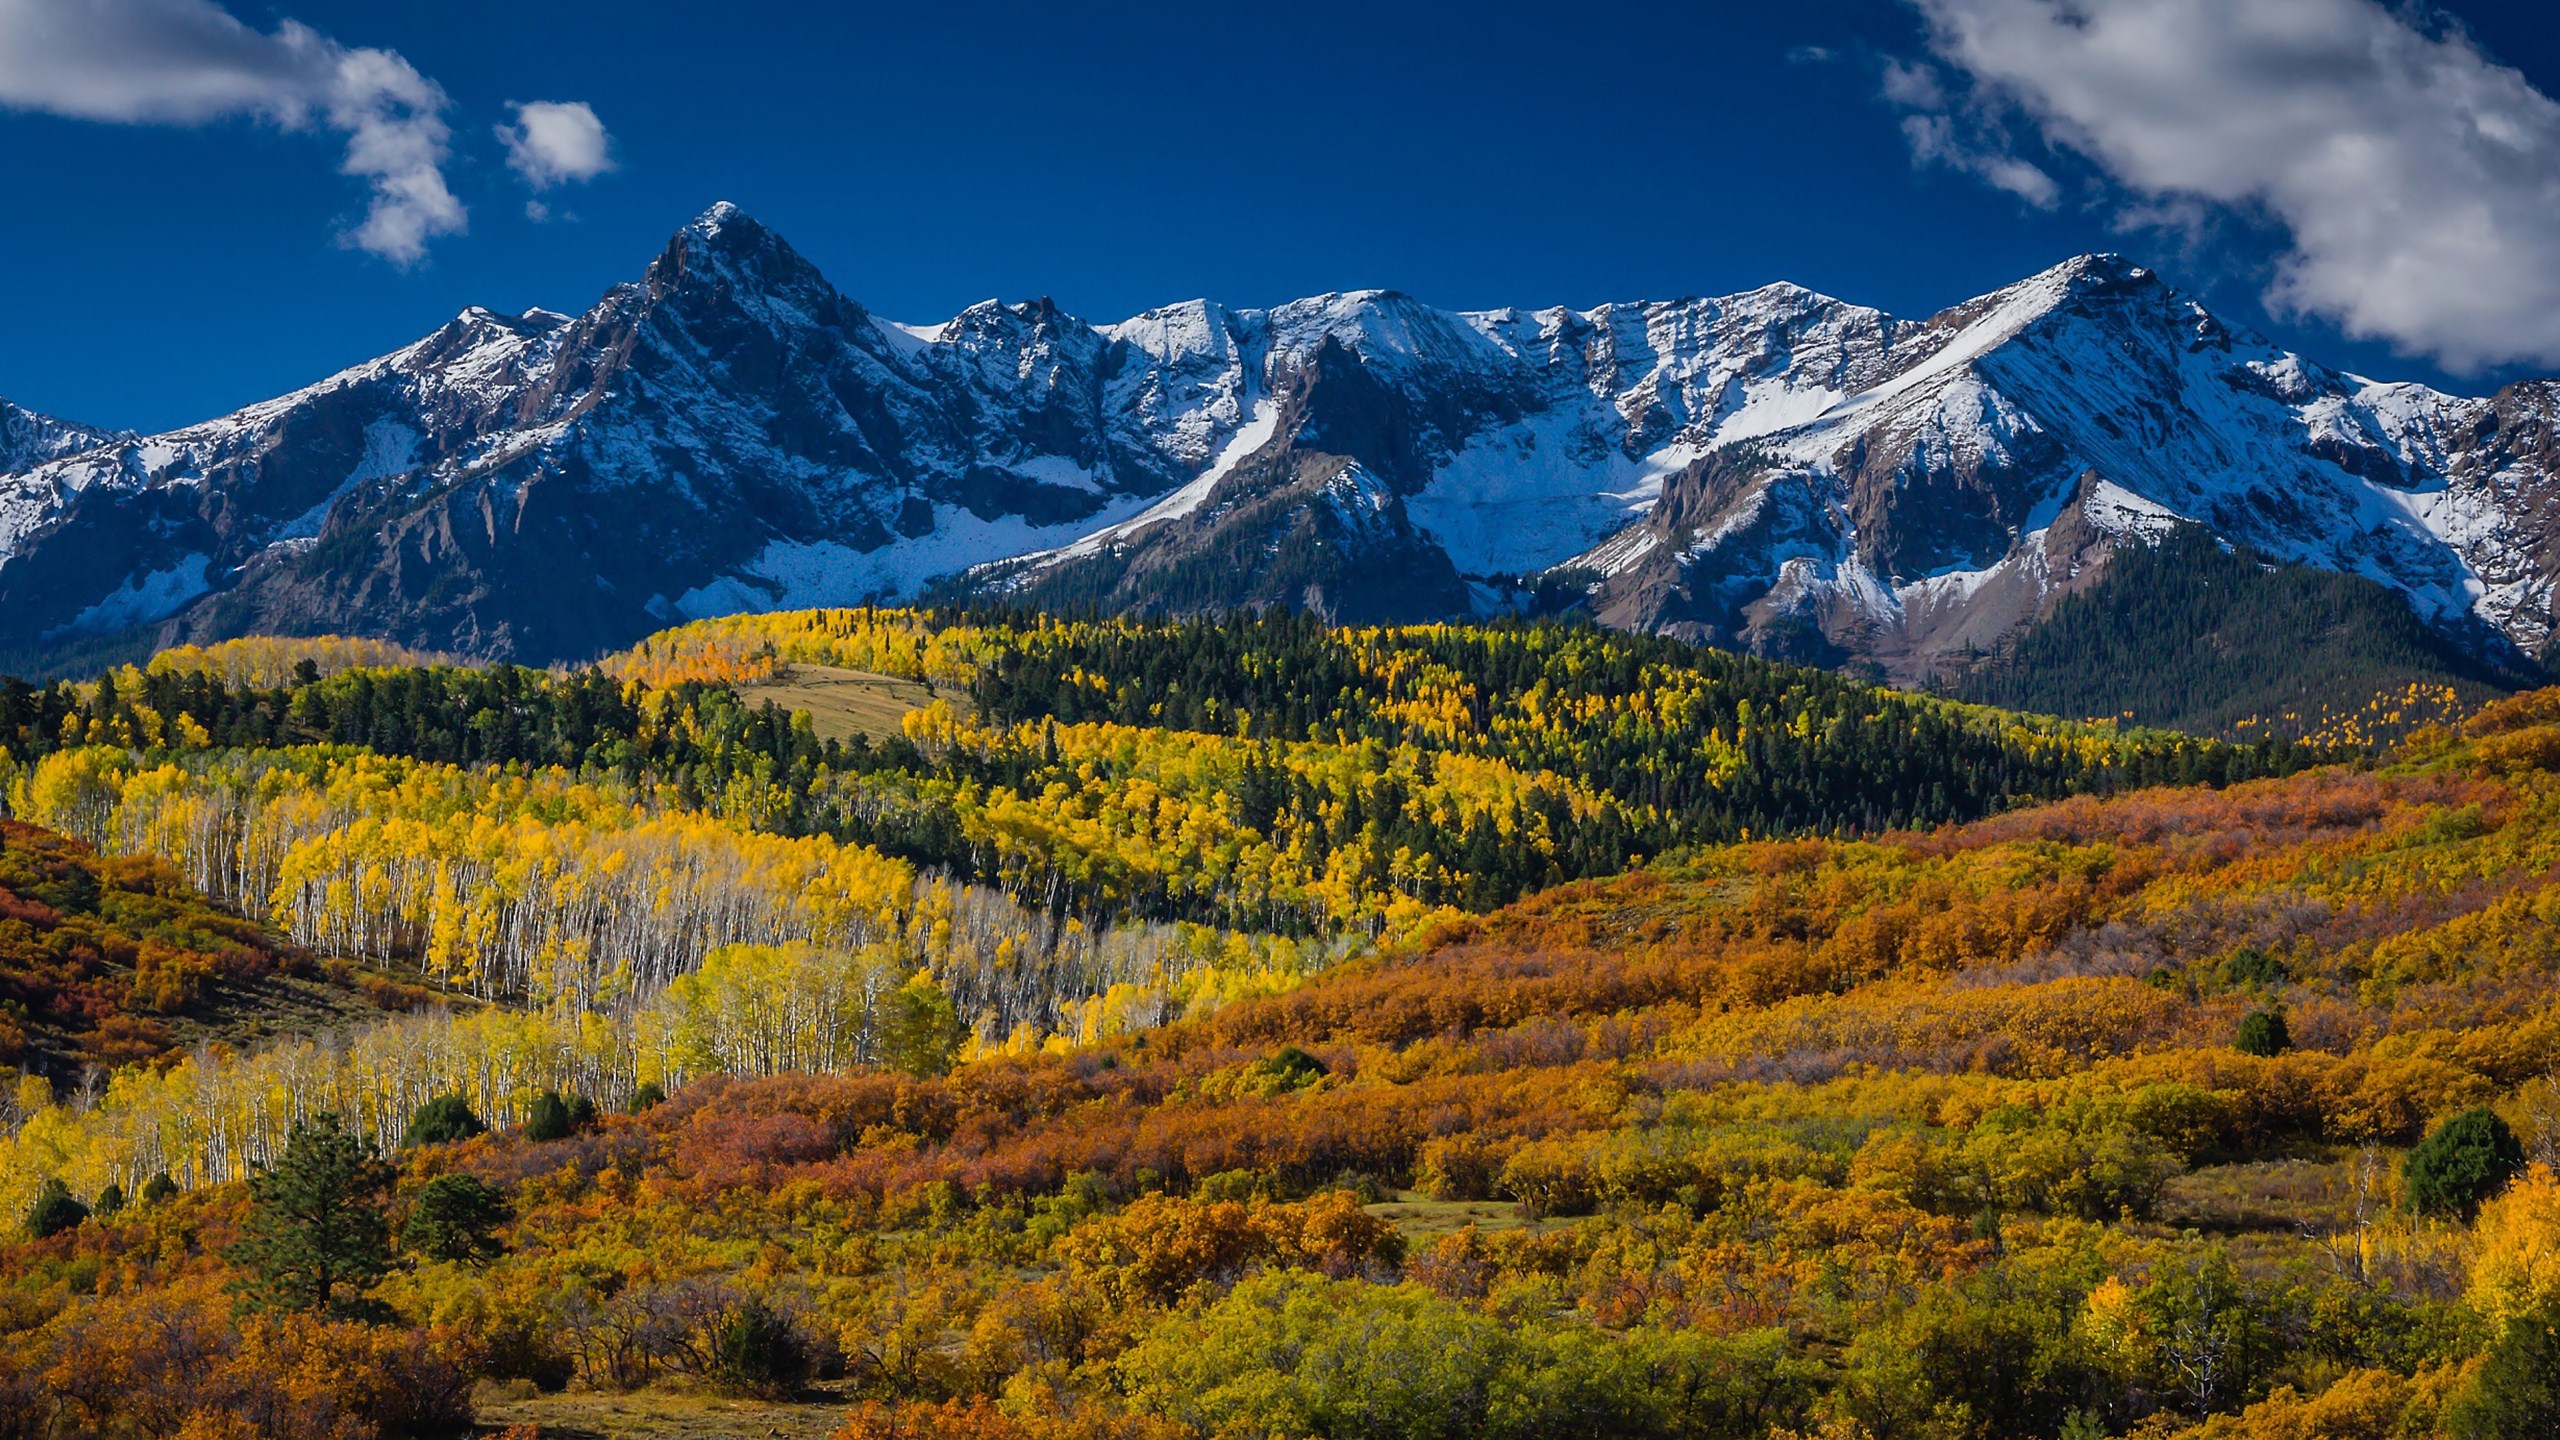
xmin=0 ymin=615 xmax=2555 ymax=1439
xmin=1948 ymin=529 xmax=2537 ymax=741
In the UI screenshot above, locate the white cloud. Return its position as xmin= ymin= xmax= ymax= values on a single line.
xmin=1878 ymin=53 xmax=2059 ymax=208
xmin=0 ymin=0 xmax=460 ymax=263
xmin=498 ymin=100 xmax=613 ymax=191
xmin=1879 ymin=57 xmax=1945 ymax=110
xmin=1896 ymin=0 xmax=2560 ymax=372
xmin=1899 ymin=111 xmax=2059 ymax=207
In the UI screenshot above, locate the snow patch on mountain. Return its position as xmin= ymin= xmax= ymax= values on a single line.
xmin=63 ymin=554 xmax=212 ymax=635
xmin=677 ymin=502 xmax=1166 ymax=618
xmin=1026 ymin=398 xmax=1286 ymax=569
xmin=272 ymin=421 xmax=425 ymax=545
xmin=1410 ymin=411 xmax=1659 ymax=574
xmin=2081 ymin=479 xmax=2188 ymax=541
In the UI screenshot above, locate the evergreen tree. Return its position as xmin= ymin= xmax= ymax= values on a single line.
xmin=2451 ymin=1299 xmax=2560 ymax=1440
xmin=2233 ymin=1007 xmax=2291 ymax=1057
xmin=521 ymin=1090 xmax=575 ymax=1142
xmin=399 ymin=1173 xmax=513 ymax=1264
xmin=709 ymin=1295 xmax=820 ymax=1399
xmin=2404 ymin=1107 xmax=2526 ymax=1218
xmin=24 ymin=1178 xmax=87 ymax=1239
xmin=404 ymin=1093 xmax=486 ymax=1147
xmin=225 ymin=1113 xmax=395 ymax=1315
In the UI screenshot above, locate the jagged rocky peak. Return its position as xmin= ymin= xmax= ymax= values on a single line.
xmin=1 ymin=210 xmax=2555 ymax=697
xmin=641 ymin=201 xmax=855 ymax=319
xmin=0 ymin=397 xmax=119 ymax=476
xmin=1104 ymin=299 xmax=1248 ymax=365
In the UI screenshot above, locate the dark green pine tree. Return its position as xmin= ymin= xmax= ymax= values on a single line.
xmin=2233 ymin=1007 xmax=2292 ymax=1057
xmin=2403 ymin=1107 xmax=2527 ymax=1219
xmin=399 ymin=1173 xmax=514 ymax=1264
xmin=225 ymin=1113 xmax=396 ymax=1315
xmin=24 ymin=1178 xmax=89 ymax=1240
xmin=402 ymin=1092 xmax=486 ymax=1148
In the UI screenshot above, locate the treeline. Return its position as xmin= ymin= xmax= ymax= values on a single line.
xmin=0 ymin=660 xmax=828 ymax=784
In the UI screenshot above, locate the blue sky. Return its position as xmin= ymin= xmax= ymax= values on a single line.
xmin=3 ymin=0 xmax=2557 ymax=433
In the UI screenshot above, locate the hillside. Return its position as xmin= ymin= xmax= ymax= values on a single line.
xmin=0 ymin=819 xmax=424 ymax=1080
xmin=1951 ymin=528 xmax=2541 ymax=739
xmin=3 ymin=669 xmax=2559 ymax=1437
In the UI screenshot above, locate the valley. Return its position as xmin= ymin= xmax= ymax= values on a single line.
xmin=0 ymin=616 xmax=2553 ymax=1438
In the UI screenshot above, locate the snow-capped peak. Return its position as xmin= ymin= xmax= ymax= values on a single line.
xmin=4 ymin=211 xmax=2555 ymax=687
xmin=688 ymin=200 xmax=748 ymax=236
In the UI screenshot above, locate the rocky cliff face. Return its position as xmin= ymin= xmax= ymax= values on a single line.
xmin=2 ymin=207 xmax=2554 ymax=683
xmin=1563 ymin=256 xmax=2560 ymax=680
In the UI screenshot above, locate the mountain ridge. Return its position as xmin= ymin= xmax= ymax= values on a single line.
xmin=1 ymin=205 xmax=2553 ymax=715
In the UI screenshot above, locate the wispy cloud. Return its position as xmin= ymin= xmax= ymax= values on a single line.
xmin=1889 ymin=0 xmax=2560 ymax=371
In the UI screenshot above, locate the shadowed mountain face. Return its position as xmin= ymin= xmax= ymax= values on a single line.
xmin=2 ymin=205 xmax=2556 ymax=699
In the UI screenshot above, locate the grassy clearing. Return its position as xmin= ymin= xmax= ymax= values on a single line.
xmin=1364 ymin=1194 xmax=1545 ymax=1239
xmin=473 ymin=1380 xmax=852 ymax=1438
xmin=732 ymin=663 xmax=951 ymax=744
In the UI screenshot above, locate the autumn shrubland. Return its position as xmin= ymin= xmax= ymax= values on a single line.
xmin=1 ymin=612 xmax=2557 ymax=1437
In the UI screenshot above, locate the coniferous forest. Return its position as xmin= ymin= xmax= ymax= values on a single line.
xmin=1950 ymin=530 xmax=2540 ymax=742
xmin=2 ymin=612 xmax=2558 ymax=1439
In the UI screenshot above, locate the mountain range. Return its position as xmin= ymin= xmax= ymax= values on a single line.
xmin=2 ymin=202 xmax=2552 ymax=721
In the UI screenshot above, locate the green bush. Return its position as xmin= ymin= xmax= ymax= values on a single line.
xmin=1118 ymin=1271 xmax=1819 ymax=1440
xmin=137 ymin=1172 xmax=177 ymax=1206
xmin=1844 ymin=1275 xmax=2113 ymax=1439
xmin=2451 ymin=1299 xmax=2560 ymax=1440
xmin=24 ymin=1178 xmax=88 ymax=1240
xmin=521 ymin=1091 xmax=574 ymax=1142
xmin=1957 ymin=1109 xmax=2181 ymax=1220
xmin=1267 ymin=1044 xmax=1329 ymax=1086
xmin=2221 ymin=945 xmax=2286 ymax=987
xmin=2234 ymin=1007 xmax=2292 ymax=1056
xmin=404 ymin=1093 xmax=486 ymax=1148
xmin=708 ymin=1296 xmax=818 ymax=1399
xmin=2404 ymin=1107 xmax=2525 ymax=1218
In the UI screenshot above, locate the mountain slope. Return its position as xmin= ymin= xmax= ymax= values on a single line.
xmin=1948 ymin=526 xmax=2539 ymax=736
xmin=1567 ymin=256 xmax=2560 ymax=683
xmin=0 ymin=209 xmax=2554 ymax=723
xmin=0 ymin=817 xmax=410 ymax=1080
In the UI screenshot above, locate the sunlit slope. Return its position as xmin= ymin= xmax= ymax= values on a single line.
xmin=9 ymin=684 xmax=2559 ymax=1437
